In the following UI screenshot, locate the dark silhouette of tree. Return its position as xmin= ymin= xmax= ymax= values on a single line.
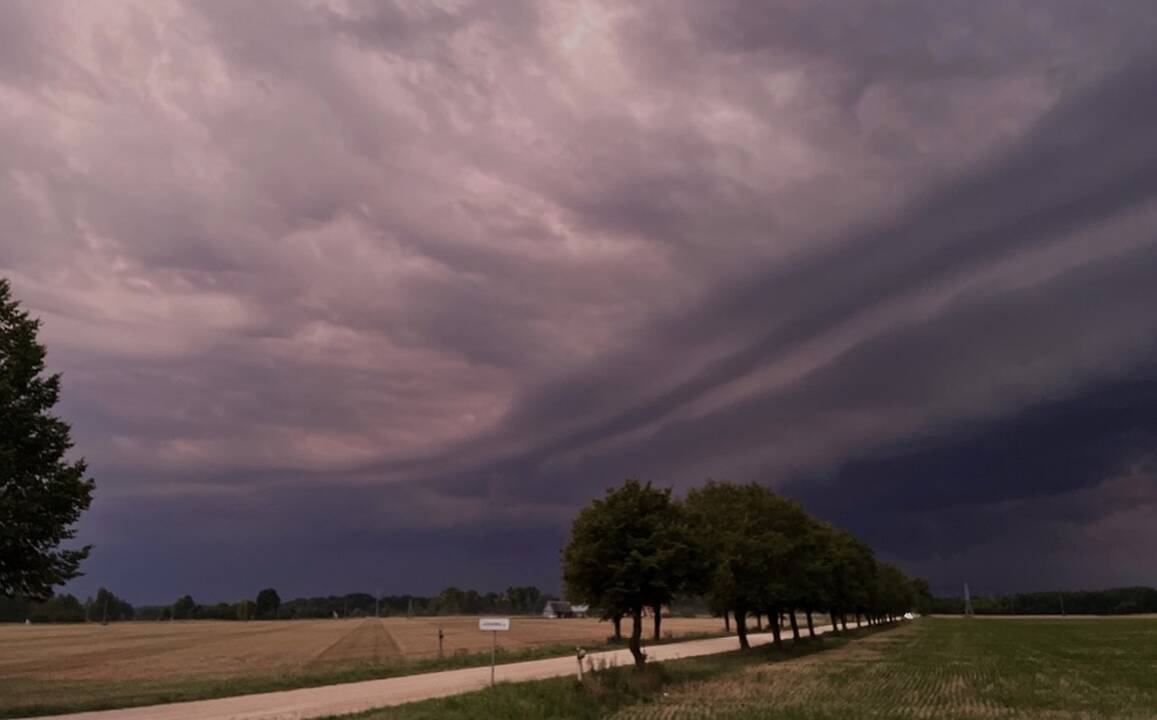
xmin=256 ymin=588 xmax=281 ymax=619
xmin=911 ymin=577 xmax=934 ymax=615
xmin=0 ymin=279 xmax=95 ymax=599
xmin=872 ymin=562 xmax=914 ymax=623
xmin=89 ymin=587 xmax=133 ymax=622
xmin=172 ymin=594 xmax=197 ymax=620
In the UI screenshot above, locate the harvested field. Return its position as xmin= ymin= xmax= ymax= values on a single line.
xmin=0 ymin=615 xmax=724 ymax=717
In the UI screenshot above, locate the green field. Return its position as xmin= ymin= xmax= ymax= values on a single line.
xmin=349 ymin=618 xmax=1157 ymax=719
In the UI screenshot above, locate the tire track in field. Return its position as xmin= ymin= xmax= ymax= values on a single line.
xmin=307 ymin=619 xmax=402 ymax=668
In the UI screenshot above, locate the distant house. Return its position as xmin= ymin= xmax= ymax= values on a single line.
xmin=542 ymin=600 xmax=574 ymax=618
xmin=571 ymin=604 xmax=589 ymax=618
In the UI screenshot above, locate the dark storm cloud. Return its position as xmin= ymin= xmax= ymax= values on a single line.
xmin=2 ymin=1 xmax=1157 ymax=601
xmin=438 ymin=59 xmax=1157 ymax=486
xmin=783 ymin=364 xmax=1157 ymax=595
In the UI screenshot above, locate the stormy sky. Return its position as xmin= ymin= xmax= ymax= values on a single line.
xmin=4 ymin=1 xmax=1157 ymax=604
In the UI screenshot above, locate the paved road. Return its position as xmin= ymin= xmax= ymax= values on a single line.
xmin=21 ymin=623 xmax=844 ymax=720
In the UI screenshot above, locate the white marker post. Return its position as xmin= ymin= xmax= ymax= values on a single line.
xmin=478 ymin=617 xmax=510 ymax=686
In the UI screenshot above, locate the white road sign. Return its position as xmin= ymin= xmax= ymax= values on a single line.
xmin=479 ymin=617 xmax=510 ymax=631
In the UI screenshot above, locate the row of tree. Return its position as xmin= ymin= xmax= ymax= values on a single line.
xmin=146 ymin=585 xmax=553 ymax=620
xmin=563 ymin=479 xmax=921 ymax=666
xmin=271 ymin=585 xmax=553 ymax=619
xmin=933 ymin=586 xmax=1157 ymax=615
xmin=3 ymin=584 xmax=557 ymax=623
xmin=0 ymin=587 xmax=133 ymax=623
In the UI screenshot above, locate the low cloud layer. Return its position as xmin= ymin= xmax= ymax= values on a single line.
xmin=2 ymin=1 xmax=1156 ymax=602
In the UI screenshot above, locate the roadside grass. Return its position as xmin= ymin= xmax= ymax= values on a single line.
xmin=0 ymin=630 xmax=726 ymax=718
xmin=337 ymin=625 xmax=881 ymax=720
xmin=345 ymin=618 xmax=1157 ymax=720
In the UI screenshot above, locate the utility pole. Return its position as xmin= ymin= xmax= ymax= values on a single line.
xmin=375 ymin=589 xmax=381 ymax=618
xmin=1060 ymin=593 xmax=1066 ymax=617
xmin=963 ymin=582 xmax=974 ymax=617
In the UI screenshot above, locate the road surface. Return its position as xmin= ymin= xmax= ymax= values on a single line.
xmin=20 ymin=623 xmax=845 ymax=720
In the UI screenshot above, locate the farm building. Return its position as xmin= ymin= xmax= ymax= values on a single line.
xmin=542 ymin=601 xmax=589 ymax=618
xmin=542 ymin=600 xmax=575 ymax=618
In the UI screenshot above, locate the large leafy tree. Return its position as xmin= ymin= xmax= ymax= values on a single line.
xmin=562 ymin=478 xmax=697 ymax=666
xmin=823 ymin=528 xmax=877 ymax=630
xmin=685 ymin=481 xmax=787 ymax=650
xmin=755 ymin=492 xmax=814 ymax=645
xmin=0 ymin=279 xmax=95 ymax=599
xmin=872 ymin=562 xmax=914 ymax=623
xmin=773 ymin=509 xmax=829 ymax=642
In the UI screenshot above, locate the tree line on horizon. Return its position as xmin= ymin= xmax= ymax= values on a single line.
xmin=0 ymin=584 xmax=558 ymax=623
xmin=562 ymin=479 xmax=923 ymax=667
xmin=0 ymin=587 xmax=133 ymax=624
xmin=141 ymin=585 xmax=556 ymax=621
xmin=931 ymin=586 xmax=1157 ymax=616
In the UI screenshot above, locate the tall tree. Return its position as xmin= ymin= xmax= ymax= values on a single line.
xmin=873 ymin=562 xmax=914 ymax=623
xmin=780 ymin=514 xmax=830 ymax=641
xmin=89 ymin=587 xmax=133 ymax=623
xmin=822 ymin=527 xmax=875 ymax=631
xmin=756 ymin=493 xmax=812 ymax=646
xmin=256 ymin=588 xmax=281 ymax=619
xmin=0 ymin=279 xmax=95 ymax=599
xmin=684 ymin=481 xmax=784 ymax=650
xmin=562 ymin=478 xmax=696 ymax=667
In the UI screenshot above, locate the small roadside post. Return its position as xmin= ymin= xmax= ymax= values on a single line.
xmin=576 ymin=647 xmax=587 ymax=681
xmin=479 ymin=617 xmax=510 ymax=686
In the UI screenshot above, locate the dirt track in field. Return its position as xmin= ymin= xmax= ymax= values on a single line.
xmin=307 ymin=619 xmax=404 ymax=667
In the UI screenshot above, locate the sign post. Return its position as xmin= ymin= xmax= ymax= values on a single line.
xmin=478 ymin=618 xmax=510 ymax=686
